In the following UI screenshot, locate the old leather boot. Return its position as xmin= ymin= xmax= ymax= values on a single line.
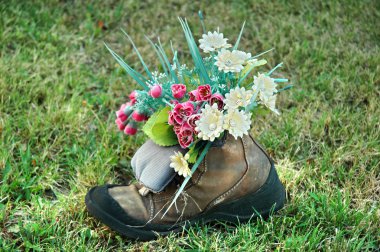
xmin=85 ymin=134 xmax=286 ymax=240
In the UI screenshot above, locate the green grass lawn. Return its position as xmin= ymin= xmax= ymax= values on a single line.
xmin=1 ymin=0 xmax=379 ymax=250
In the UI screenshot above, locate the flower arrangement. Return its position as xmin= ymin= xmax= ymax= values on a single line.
xmin=109 ymin=12 xmax=291 ymax=213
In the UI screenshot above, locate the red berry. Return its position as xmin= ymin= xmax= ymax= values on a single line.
xmin=132 ymin=111 xmax=147 ymax=122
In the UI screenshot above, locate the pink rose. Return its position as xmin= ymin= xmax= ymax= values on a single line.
xmin=187 ymin=114 xmax=200 ymax=131
xmin=181 ymin=121 xmax=194 ymax=133
xmin=177 ymin=122 xmax=194 ymax=148
xmin=197 ymin=84 xmax=212 ymax=101
xmin=171 ymin=84 xmax=186 ymax=99
xmin=210 ymin=93 xmax=224 ymax=110
xmin=124 ymin=122 xmax=138 ymax=135
xmin=150 ymin=84 xmax=162 ymax=98
xmin=172 ymin=102 xmax=194 ymax=124
xmin=189 ymin=90 xmax=200 ymax=101
xmin=173 ymin=125 xmax=181 ymax=134
xmin=177 ymin=131 xmax=193 ymax=148
xmin=168 ymin=111 xmax=180 ymax=126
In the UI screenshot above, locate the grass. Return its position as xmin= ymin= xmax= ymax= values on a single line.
xmin=0 ymin=0 xmax=379 ymax=250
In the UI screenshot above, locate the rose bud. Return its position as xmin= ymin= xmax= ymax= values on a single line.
xmin=150 ymin=84 xmax=163 ymax=98
xmin=172 ymin=102 xmax=194 ymax=124
xmin=132 ymin=110 xmax=148 ymax=122
xmin=124 ymin=122 xmax=138 ymax=135
xmin=197 ymin=84 xmax=212 ymax=101
xmin=177 ymin=130 xmax=193 ymax=148
xmin=171 ymin=84 xmax=186 ymax=99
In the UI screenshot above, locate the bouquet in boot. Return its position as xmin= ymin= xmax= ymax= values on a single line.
xmin=111 ymin=12 xmax=291 ymax=213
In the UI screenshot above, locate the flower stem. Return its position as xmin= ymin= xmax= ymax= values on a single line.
xmin=161 ymin=97 xmax=174 ymax=108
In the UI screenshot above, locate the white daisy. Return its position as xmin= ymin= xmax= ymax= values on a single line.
xmin=224 ymin=87 xmax=253 ymax=110
xmin=260 ymin=94 xmax=280 ymax=115
xmin=253 ymin=73 xmax=277 ymax=100
xmin=223 ymin=109 xmax=252 ymax=139
xmin=199 ymin=31 xmax=231 ymax=53
xmin=214 ymin=49 xmax=252 ymax=73
xmin=195 ymin=104 xmax=224 ymax=141
xmin=169 ymin=151 xmax=191 ymax=177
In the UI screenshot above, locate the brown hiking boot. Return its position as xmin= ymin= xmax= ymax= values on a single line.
xmin=85 ymin=134 xmax=286 ymax=240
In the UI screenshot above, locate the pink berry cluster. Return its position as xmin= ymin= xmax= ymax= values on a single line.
xmin=167 ymin=84 xmax=224 ymax=148
xmin=115 ymin=91 xmax=149 ymax=135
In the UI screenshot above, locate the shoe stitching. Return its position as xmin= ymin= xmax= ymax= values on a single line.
xmin=149 ymin=194 xmax=154 ymax=220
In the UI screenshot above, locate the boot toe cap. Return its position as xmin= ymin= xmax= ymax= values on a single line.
xmin=85 ymin=185 xmax=146 ymax=227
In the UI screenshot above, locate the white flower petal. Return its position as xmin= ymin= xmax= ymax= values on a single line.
xmin=253 ymin=73 xmax=277 ymax=97
xmin=199 ymin=31 xmax=231 ymax=53
xmin=223 ymin=109 xmax=252 ymax=139
xmin=196 ymin=104 xmax=224 ymax=141
xmin=260 ymin=94 xmax=280 ymax=115
xmin=214 ymin=49 xmax=251 ymax=73
xmin=170 ymin=151 xmax=191 ymax=177
xmin=224 ymin=87 xmax=253 ymax=110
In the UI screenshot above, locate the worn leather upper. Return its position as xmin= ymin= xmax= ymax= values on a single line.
xmin=108 ymin=134 xmax=271 ymax=224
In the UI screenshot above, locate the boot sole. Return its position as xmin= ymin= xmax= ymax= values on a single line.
xmin=85 ymin=163 xmax=286 ymax=241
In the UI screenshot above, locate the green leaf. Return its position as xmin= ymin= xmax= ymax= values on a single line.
xmin=233 ymin=21 xmax=246 ymax=50
xmin=104 ymin=43 xmax=149 ymax=91
xmin=178 ymin=18 xmax=211 ymax=84
xmin=187 ymin=142 xmax=202 ymax=164
xmin=142 ymin=107 xmax=178 ymax=146
xmin=238 ymin=59 xmax=268 ymax=86
xmin=120 ymin=29 xmax=154 ymax=81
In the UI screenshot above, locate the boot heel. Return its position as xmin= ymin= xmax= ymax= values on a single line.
xmin=208 ymin=163 xmax=286 ymax=222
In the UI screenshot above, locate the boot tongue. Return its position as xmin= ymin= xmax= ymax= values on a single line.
xmin=131 ymin=140 xmax=186 ymax=193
